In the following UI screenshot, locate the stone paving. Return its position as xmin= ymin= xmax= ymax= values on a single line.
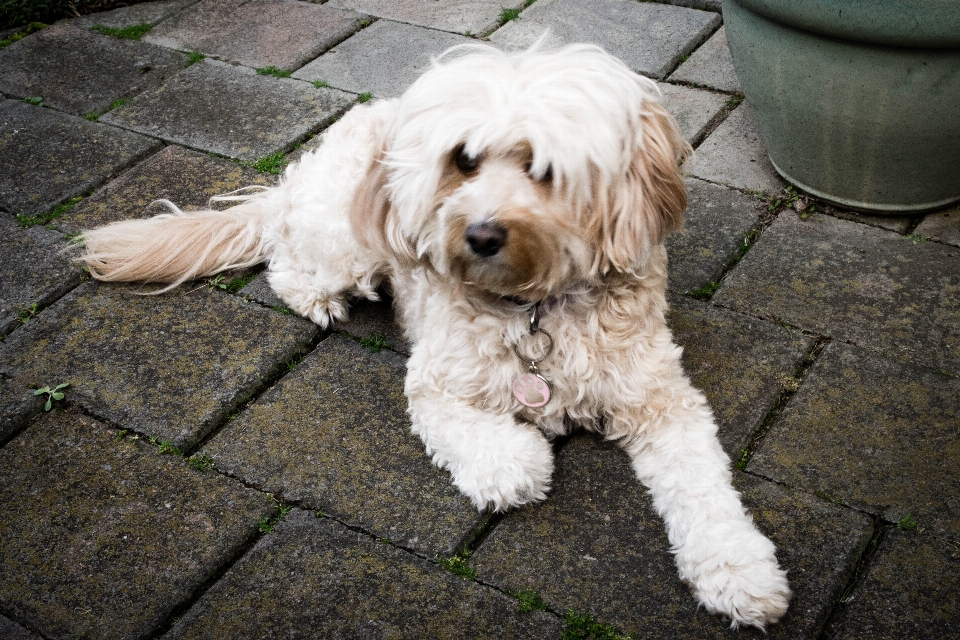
xmin=1 ymin=1 xmax=958 ymax=639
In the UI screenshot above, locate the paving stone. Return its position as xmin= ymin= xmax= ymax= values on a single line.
xmin=204 ymin=335 xmax=477 ymax=556
xmin=668 ymin=294 xmax=813 ymax=459
xmin=714 ymin=213 xmax=960 ymax=373
xmin=825 ymin=529 xmax=960 ymax=639
xmin=658 ymin=81 xmax=727 ymax=145
xmin=471 ymin=434 xmax=873 ymax=638
xmin=67 ymin=0 xmax=201 ymax=30
xmin=164 ymin=509 xmax=564 ymax=639
xmin=333 ymin=294 xmax=411 ymax=354
xmin=328 ymin=0 xmax=527 ymax=34
xmin=686 ymin=102 xmax=785 ymax=194
xmin=0 ymin=100 xmax=162 ymax=217
xmin=0 ymin=281 xmax=319 ymax=449
xmin=826 ymin=207 xmax=915 ymax=234
xmin=59 ymin=144 xmax=276 ymax=233
xmin=661 ymin=0 xmax=723 ymax=11
xmin=914 ymin=203 xmax=960 ymax=248
xmin=238 ymin=271 xmax=284 ymax=308
xmin=669 ymin=26 xmax=741 ymax=93
xmin=666 ymin=177 xmax=760 ymax=293
xmin=0 ymin=380 xmax=41 ymax=446
xmin=749 ymin=342 xmax=960 ymax=536
xmin=0 ymin=614 xmax=41 ymax=640
xmin=291 ymin=19 xmax=473 ymax=98
xmin=0 ymin=409 xmax=275 ymax=640
xmin=0 ymin=217 xmax=81 ymax=336
xmin=145 ymin=0 xmax=365 ymax=71
xmin=0 ymin=23 xmax=190 ymax=117
xmin=101 ymin=60 xmax=355 ymax=161
xmin=489 ymin=0 xmax=720 ymax=80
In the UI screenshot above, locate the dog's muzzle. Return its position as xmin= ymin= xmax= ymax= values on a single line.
xmin=465 ymin=220 xmax=508 ymax=257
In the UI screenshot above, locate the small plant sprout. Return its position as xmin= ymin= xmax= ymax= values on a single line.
xmin=187 ymin=51 xmax=205 ymax=66
xmin=35 ymin=383 xmax=69 ymax=411
xmin=562 ymin=610 xmax=631 ymax=640
xmin=188 ymin=453 xmax=214 ymax=472
xmin=115 ymin=429 xmax=129 ymax=441
xmin=158 ymin=440 xmax=182 ymax=456
xmin=17 ymin=303 xmax=39 ymax=324
xmin=514 ymin=589 xmax=546 ymax=613
xmin=256 ymin=66 xmax=292 ymax=78
xmin=311 ymin=79 xmax=330 ymax=89
xmin=207 ymin=274 xmax=228 ymax=290
xmin=439 ymin=551 xmax=476 ymax=580
xmin=357 ymin=92 xmax=373 ymax=103
xmin=90 ymin=24 xmax=153 ymax=40
xmin=24 ymin=96 xmax=42 ymax=106
xmin=898 ymin=514 xmax=918 ymax=530
xmin=258 ymin=498 xmax=293 ymax=533
xmin=360 ymin=333 xmax=389 ymax=353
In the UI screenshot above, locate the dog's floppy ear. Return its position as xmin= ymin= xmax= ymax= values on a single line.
xmin=594 ymin=101 xmax=689 ymax=273
xmin=349 ymin=152 xmax=417 ymax=263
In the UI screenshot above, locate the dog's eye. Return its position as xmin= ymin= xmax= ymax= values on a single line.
xmin=455 ymin=144 xmax=481 ymax=174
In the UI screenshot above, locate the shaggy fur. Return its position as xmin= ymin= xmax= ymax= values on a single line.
xmin=79 ymin=43 xmax=791 ymax=629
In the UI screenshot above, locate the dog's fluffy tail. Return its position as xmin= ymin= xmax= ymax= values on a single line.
xmin=77 ymin=190 xmax=269 ymax=293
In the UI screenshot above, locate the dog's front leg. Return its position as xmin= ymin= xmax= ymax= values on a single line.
xmin=406 ymin=389 xmax=554 ymax=513
xmin=612 ymin=383 xmax=791 ymax=630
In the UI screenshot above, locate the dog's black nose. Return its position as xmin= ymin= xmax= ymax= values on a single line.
xmin=465 ymin=221 xmax=508 ymax=257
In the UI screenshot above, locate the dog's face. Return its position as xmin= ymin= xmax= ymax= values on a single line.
xmin=352 ymin=44 xmax=689 ymax=300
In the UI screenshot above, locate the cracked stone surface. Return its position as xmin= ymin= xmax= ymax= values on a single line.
xmin=328 ymin=0 xmax=528 ymax=34
xmin=292 ymin=19 xmax=474 ymax=98
xmin=101 ymin=60 xmax=355 ymax=161
xmin=145 ymin=0 xmax=366 ymax=71
xmin=164 ymin=509 xmax=565 ymax=639
xmin=471 ymin=434 xmax=873 ymax=638
xmin=489 ymin=0 xmax=721 ymax=79
xmin=668 ymin=294 xmax=813 ymax=459
xmin=0 ymin=409 xmax=275 ymax=640
xmin=68 ymin=0 xmax=200 ymax=30
xmin=0 ymin=282 xmax=319 ymax=449
xmin=0 ymin=99 xmax=162 ymax=217
xmin=0 ymin=217 xmax=81 ymax=336
xmin=749 ymin=341 xmax=960 ymax=536
xmin=914 ymin=203 xmax=960 ymax=248
xmin=59 ymin=145 xmax=276 ymax=233
xmin=714 ymin=213 xmax=960 ymax=373
xmin=0 ymin=23 xmax=190 ymax=117
xmin=669 ymin=26 xmax=741 ymax=92
xmin=203 ymin=335 xmax=477 ymax=556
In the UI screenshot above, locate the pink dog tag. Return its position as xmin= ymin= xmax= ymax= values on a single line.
xmin=514 ymin=372 xmax=551 ymax=408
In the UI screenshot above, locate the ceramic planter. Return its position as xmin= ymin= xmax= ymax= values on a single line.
xmin=723 ymin=0 xmax=960 ymax=213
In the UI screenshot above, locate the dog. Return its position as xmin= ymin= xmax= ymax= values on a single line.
xmin=78 ymin=43 xmax=791 ymax=629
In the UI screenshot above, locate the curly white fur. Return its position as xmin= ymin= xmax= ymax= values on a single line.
xmin=78 ymin=42 xmax=790 ymax=629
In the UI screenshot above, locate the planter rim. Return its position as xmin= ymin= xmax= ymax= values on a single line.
xmin=735 ymin=0 xmax=960 ymax=48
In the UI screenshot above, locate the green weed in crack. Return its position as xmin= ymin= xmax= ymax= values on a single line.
xmin=0 ymin=22 xmax=47 ymax=50
xmin=16 ymin=195 xmax=83 ymax=228
xmin=23 ymin=96 xmax=42 ymax=106
xmin=187 ymin=453 xmax=215 ymax=472
xmin=241 ymin=152 xmax=287 ymax=175
xmin=258 ymin=497 xmax=293 ymax=533
xmin=357 ymin=92 xmax=373 ymax=103
xmin=34 ymin=383 xmax=69 ymax=411
xmin=360 ymin=333 xmax=390 ymax=353
xmin=17 ymin=303 xmax=39 ymax=324
xmin=256 ymin=66 xmax=291 ymax=78
xmin=513 ymin=588 xmax=547 ymax=613
xmin=439 ymin=550 xmax=476 ymax=580
xmin=90 ymin=23 xmax=152 ymax=40
xmin=562 ymin=611 xmax=631 ymax=640
xmin=149 ymin=435 xmax=183 ymax=456
xmin=897 ymin=514 xmax=918 ymax=530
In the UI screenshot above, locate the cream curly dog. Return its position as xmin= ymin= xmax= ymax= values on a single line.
xmin=79 ymin=43 xmax=791 ymax=629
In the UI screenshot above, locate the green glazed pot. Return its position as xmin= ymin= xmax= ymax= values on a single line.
xmin=723 ymin=0 xmax=960 ymax=213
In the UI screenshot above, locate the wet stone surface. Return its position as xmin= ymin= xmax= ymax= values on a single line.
xmin=328 ymin=0 xmax=528 ymax=34
xmin=0 ymin=282 xmax=319 ymax=450
xmin=489 ymin=0 xmax=720 ymax=79
xmin=145 ymin=0 xmax=366 ymax=71
xmin=666 ymin=177 xmax=761 ymax=294
xmin=0 ymin=409 xmax=275 ymax=640
xmin=165 ymin=509 xmax=565 ymax=639
xmin=749 ymin=341 xmax=960 ymax=536
xmin=0 ymin=217 xmax=81 ymax=336
xmin=0 ymin=23 xmax=189 ymax=117
xmin=203 ymin=335 xmax=477 ymax=556
xmin=825 ymin=529 xmax=960 ymax=640
xmin=101 ymin=60 xmax=355 ymax=161
xmin=60 ymin=144 xmax=276 ymax=233
xmin=714 ymin=213 xmax=960 ymax=373
xmin=668 ymin=294 xmax=813 ymax=459
xmin=470 ymin=434 xmax=873 ymax=638
xmin=0 ymin=99 xmax=162 ymax=217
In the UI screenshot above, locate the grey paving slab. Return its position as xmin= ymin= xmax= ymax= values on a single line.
xmin=145 ymin=0 xmax=365 ymax=71
xmin=714 ymin=213 xmax=960 ymax=373
xmin=101 ymin=59 xmax=355 ymax=161
xmin=662 ymin=0 xmax=723 ymax=11
xmin=334 ymin=293 xmax=411 ymax=355
xmin=328 ymin=0 xmax=527 ymax=34
xmin=666 ymin=177 xmax=760 ymax=293
xmin=489 ymin=0 xmax=721 ymax=80
xmin=238 ymin=271 xmax=284 ymax=308
xmin=0 ymin=282 xmax=319 ymax=449
xmin=60 ymin=144 xmax=276 ymax=233
xmin=668 ymin=294 xmax=813 ymax=459
xmin=0 ymin=217 xmax=81 ymax=336
xmin=914 ymin=203 xmax=960 ymax=247
xmin=749 ymin=342 xmax=960 ymax=536
xmin=669 ymin=26 xmax=741 ymax=93
xmin=0 ymin=99 xmax=162 ymax=217
xmin=291 ymin=19 xmax=473 ymax=98
xmin=0 ymin=614 xmax=41 ymax=640
xmin=204 ymin=335 xmax=477 ymax=556
xmin=686 ymin=102 xmax=786 ymax=194
xmin=0 ymin=380 xmax=41 ymax=446
xmin=0 ymin=409 xmax=275 ymax=640
xmin=826 ymin=529 xmax=960 ymax=640
xmin=164 ymin=509 xmax=564 ymax=639
xmin=0 ymin=23 xmax=190 ymax=117
xmin=471 ymin=434 xmax=873 ymax=638
xmin=67 ymin=0 xmax=200 ymax=29
xmin=658 ymin=81 xmax=727 ymax=145
xmin=827 ymin=207 xmax=915 ymax=234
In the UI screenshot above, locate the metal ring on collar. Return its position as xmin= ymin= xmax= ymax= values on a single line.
xmin=514 ymin=329 xmax=554 ymax=365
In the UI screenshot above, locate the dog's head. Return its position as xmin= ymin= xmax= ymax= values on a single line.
xmin=351 ymin=43 xmax=689 ymax=300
